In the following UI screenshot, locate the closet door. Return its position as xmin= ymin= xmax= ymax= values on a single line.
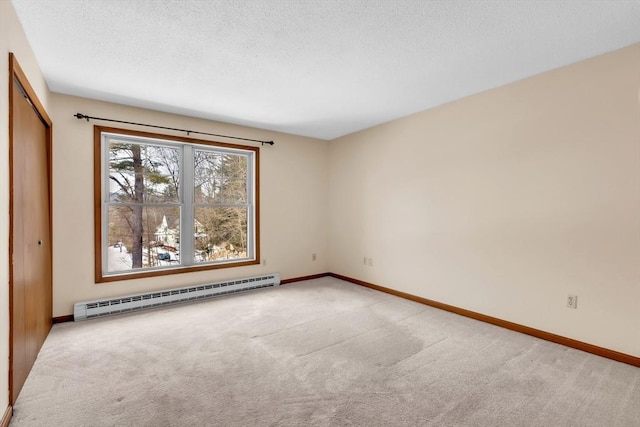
xmin=9 ymin=54 xmax=53 ymax=404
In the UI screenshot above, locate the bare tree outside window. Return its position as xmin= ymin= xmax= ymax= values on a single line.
xmin=194 ymin=151 xmax=248 ymax=262
xmin=108 ymin=141 xmax=180 ymax=269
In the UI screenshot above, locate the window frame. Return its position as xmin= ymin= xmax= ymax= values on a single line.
xmin=94 ymin=126 xmax=260 ymax=283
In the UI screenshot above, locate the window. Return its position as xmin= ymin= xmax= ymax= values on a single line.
xmin=94 ymin=126 xmax=259 ymax=282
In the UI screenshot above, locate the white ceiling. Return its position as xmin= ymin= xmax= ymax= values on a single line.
xmin=11 ymin=0 xmax=640 ymax=140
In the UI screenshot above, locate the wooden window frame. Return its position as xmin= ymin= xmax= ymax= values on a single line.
xmin=94 ymin=125 xmax=260 ymax=283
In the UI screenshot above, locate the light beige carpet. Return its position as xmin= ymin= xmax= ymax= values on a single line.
xmin=10 ymin=277 xmax=640 ymax=426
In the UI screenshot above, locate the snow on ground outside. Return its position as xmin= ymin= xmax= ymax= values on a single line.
xmin=107 ymin=245 xmax=178 ymax=272
xmin=107 ymin=245 xmax=132 ymax=272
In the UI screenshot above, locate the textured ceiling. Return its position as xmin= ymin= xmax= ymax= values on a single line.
xmin=11 ymin=0 xmax=640 ymax=140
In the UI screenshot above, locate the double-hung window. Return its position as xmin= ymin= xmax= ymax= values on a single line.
xmin=94 ymin=126 xmax=259 ymax=282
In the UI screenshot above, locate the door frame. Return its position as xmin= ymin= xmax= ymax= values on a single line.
xmin=8 ymin=53 xmax=53 ymax=404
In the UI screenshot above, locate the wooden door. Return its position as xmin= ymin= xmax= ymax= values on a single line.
xmin=9 ymin=53 xmax=53 ymax=404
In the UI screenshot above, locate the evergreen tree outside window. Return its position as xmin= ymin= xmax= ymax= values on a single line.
xmin=94 ymin=126 xmax=259 ymax=282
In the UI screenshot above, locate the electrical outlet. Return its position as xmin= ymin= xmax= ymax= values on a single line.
xmin=363 ymin=256 xmax=367 ymax=265
xmin=262 ymin=258 xmax=267 ymax=266
xmin=567 ymin=294 xmax=578 ymax=309
xmin=312 ymin=253 xmax=316 ymax=261
xmin=367 ymin=257 xmax=373 ymax=267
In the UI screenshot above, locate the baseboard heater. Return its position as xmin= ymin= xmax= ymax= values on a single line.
xmin=73 ymin=273 xmax=281 ymax=321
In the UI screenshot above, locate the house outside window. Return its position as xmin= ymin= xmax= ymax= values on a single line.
xmin=94 ymin=126 xmax=260 ymax=282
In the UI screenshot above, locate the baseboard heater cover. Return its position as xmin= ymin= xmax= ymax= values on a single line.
xmin=73 ymin=273 xmax=280 ymax=321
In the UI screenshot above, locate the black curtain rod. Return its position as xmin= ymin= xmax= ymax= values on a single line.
xmin=73 ymin=113 xmax=275 ymax=146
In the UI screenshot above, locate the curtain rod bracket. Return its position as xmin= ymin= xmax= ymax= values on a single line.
xmin=73 ymin=112 xmax=275 ymax=146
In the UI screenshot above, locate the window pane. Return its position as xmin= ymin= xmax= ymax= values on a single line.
xmin=109 ymin=142 xmax=180 ymax=203
xmin=107 ymin=205 xmax=181 ymax=272
xmin=194 ymin=151 xmax=247 ymax=204
xmin=193 ymin=207 xmax=248 ymax=263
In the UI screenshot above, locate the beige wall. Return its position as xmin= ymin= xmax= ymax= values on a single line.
xmin=51 ymin=94 xmax=329 ymax=317
xmin=0 ymin=0 xmax=52 ymax=411
xmin=328 ymin=44 xmax=640 ymax=357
